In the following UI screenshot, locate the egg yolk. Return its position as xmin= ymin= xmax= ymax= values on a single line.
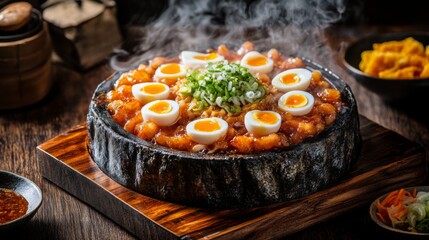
xmin=160 ymin=63 xmax=181 ymax=74
xmin=246 ymin=56 xmax=268 ymax=66
xmin=149 ymin=101 xmax=172 ymax=114
xmin=194 ymin=53 xmax=218 ymax=61
xmin=253 ymin=111 xmax=278 ymax=125
xmin=194 ymin=119 xmax=221 ymax=132
xmin=285 ymin=94 xmax=308 ymax=108
xmin=141 ymin=84 xmax=166 ymax=95
xmin=281 ymin=73 xmax=300 ymax=84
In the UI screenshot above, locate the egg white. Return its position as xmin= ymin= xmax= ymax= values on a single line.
xmin=180 ymin=51 xmax=224 ymax=69
xmin=240 ymin=51 xmax=273 ymax=74
xmin=186 ymin=117 xmax=228 ymax=145
xmin=153 ymin=63 xmax=186 ymax=80
xmin=278 ymin=90 xmax=314 ymax=116
xmin=272 ymin=68 xmax=312 ymax=92
xmin=141 ymin=100 xmax=180 ymax=126
xmin=132 ymin=82 xmax=170 ymax=104
xmin=244 ymin=110 xmax=281 ymax=136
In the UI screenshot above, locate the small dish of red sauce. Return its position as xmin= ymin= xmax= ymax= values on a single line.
xmin=0 ymin=170 xmax=42 ymax=231
xmin=0 ymin=188 xmax=29 ymax=224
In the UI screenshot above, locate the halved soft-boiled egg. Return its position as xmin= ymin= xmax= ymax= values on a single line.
xmin=141 ymin=100 xmax=179 ymax=126
xmin=186 ymin=117 xmax=228 ymax=145
xmin=244 ymin=110 xmax=281 ymax=136
xmin=240 ymin=51 xmax=273 ymax=74
xmin=272 ymin=68 xmax=312 ymax=92
xmin=180 ymin=51 xmax=224 ymax=69
xmin=153 ymin=63 xmax=186 ymax=80
xmin=278 ymin=90 xmax=314 ymax=116
xmin=132 ymin=82 xmax=170 ymax=104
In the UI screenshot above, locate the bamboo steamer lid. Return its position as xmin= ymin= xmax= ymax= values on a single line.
xmin=0 ymin=3 xmax=52 ymax=110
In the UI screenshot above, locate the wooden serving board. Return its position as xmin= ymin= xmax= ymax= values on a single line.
xmin=37 ymin=116 xmax=427 ymax=240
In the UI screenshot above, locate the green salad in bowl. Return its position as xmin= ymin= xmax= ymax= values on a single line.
xmin=370 ymin=186 xmax=429 ymax=237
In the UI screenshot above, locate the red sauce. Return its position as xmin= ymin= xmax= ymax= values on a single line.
xmin=0 ymin=188 xmax=28 ymax=224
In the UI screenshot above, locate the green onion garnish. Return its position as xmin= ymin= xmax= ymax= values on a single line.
xmin=179 ymin=62 xmax=266 ymax=114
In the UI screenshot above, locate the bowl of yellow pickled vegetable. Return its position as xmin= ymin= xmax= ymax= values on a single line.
xmin=342 ymin=32 xmax=429 ymax=102
xmin=370 ymin=186 xmax=429 ymax=238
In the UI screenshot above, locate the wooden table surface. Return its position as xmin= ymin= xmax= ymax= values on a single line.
xmin=1 ymin=24 xmax=428 ymax=239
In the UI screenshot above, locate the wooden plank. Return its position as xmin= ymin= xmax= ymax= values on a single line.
xmin=37 ymin=116 xmax=427 ymax=240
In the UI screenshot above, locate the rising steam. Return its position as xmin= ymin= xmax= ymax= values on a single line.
xmin=111 ymin=0 xmax=358 ymax=71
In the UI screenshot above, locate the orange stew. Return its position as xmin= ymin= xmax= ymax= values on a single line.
xmin=104 ymin=42 xmax=343 ymax=153
xmin=0 ymin=188 xmax=28 ymax=224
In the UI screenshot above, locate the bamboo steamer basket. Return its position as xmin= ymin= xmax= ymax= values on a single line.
xmin=0 ymin=9 xmax=52 ymax=110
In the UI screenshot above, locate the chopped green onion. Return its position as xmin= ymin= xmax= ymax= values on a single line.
xmin=179 ymin=62 xmax=266 ymax=113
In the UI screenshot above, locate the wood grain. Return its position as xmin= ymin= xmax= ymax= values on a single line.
xmin=37 ymin=116 xmax=427 ymax=240
xmin=0 ymin=64 xmax=134 ymax=240
xmin=0 ymin=23 xmax=53 ymax=110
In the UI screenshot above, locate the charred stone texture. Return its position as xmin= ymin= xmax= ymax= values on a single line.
xmin=87 ymin=60 xmax=361 ymax=209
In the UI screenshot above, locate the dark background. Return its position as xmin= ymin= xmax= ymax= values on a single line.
xmin=2 ymin=0 xmax=429 ymax=27
xmin=113 ymin=0 xmax=429 ymax=26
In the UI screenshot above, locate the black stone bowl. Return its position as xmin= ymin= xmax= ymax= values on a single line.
xmin=369 ymin=186 xmax=429 ymax=239
xmin=342 ymin=32 xmax=429 ymax=102
xmin=0 ymin=170 xmax=42 ymax=231
xmin=87 ymin=59 xmax=361 ymax=209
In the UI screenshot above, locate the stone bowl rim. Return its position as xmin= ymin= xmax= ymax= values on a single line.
xmin=89 ymin=57 xmax=358 ymax=161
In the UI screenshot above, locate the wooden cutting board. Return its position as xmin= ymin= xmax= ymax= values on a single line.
xmin=37 ymin=116 xmax=427 ymax=240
